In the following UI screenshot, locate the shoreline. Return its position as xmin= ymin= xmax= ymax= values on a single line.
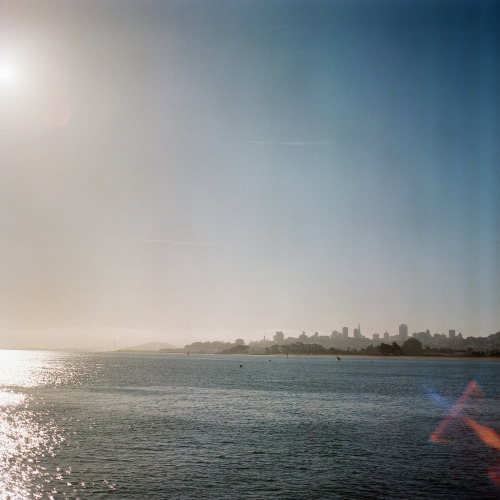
xmin=150 ymin=351 xmax=500 ymax=360
xmin=236 ymin=353 xmax=500 ymax=360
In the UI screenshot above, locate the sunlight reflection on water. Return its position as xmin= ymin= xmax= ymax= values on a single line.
xmin=0 ymin=350 xmax=115 ymax=498
xmin=0 ymin=350 xmax=58 ymax=388
xmin=0 ymin=392 xmax=64 ymax=498
xmin=0 ymin=351 xmax=66 ymax=499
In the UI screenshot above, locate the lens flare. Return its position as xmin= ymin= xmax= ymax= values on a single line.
xmin=489 ymin=464 xmax=500 ymax=488
xmin=430 ymin=381 xmax=483 ymax=444
xmin=430 ymin=381 xmax=500 ymax=489
xmin=463 ymin=417 xmax=500 ymax=451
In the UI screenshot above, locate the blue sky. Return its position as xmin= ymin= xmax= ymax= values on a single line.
xmin=0 ymin=1 xmax=498 ymax=348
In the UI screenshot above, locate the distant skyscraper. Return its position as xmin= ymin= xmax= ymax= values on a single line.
xmin=399 ymin=324 xmax=408 ymax=340
xmin=343 ymin=327 xmax=348 ymax=339
xmin=384 ymin=331 xmax=389 ymax=341
xmin=350 ymin=323 xmax=362 ymax=339
xmin=449 ymin=329 xmax=456 ymax=339
xmin=373 ymin=333 xmax=380 ymax=341
xmin=274 ymin=331 xmax=284 ymax=343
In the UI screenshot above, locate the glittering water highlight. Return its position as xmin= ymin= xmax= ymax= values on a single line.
xmin=0 ymin=351 xmax=499 ymax=499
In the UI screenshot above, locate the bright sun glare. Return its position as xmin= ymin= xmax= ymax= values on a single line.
xmin=0 ymin=64 xmax=16 ymax=85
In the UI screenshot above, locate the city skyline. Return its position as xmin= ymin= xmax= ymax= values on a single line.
xmin=265 ymin=323 xmax=485 ymax=343
xmin=0 ymin=1 xmax=499 ymax=351
xmin=3 ymin=319 xmax=493 ymax=352
xmin=180 ymin=326 xmax=500 ymax=356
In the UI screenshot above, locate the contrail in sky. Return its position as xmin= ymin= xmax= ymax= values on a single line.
xmin=245 ymin=140 xmax=331 ymax=146
xmin=131 ymin=239 xmax=218 ymax=247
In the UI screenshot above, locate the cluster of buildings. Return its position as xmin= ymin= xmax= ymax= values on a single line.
xmin=246 ymin=324 xmax=500 ymax=353
xmin=179 ymin=325 xmax=499 ymax=355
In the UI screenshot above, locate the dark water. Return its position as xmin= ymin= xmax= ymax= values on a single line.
xmin=0 ymin=351 xmax=499 ymax=499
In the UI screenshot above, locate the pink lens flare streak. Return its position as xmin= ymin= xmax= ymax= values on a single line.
xmin=430 ymin=381 xmax=483 ymax=444
xmin=462 ymin=417 xmax=500 ymax=451
xmin=489 ymin=464 xmax=500 ymax=488
xmin=430 ymin=381 xmax=500 ymax=488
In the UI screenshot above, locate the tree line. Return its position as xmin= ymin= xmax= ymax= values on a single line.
xmin=262 ymin=338 xmax=500 ymax=357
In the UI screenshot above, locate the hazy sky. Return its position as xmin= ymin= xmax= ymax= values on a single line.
xmin=0 ymin=0 xmax=498 ymax=349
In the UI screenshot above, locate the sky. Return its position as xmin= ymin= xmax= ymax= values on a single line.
xmin=0 ymin=0 xmax=498 ymax=350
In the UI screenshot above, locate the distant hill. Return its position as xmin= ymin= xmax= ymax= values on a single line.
xmin=123 ymin=342 xmax=179 ymax=351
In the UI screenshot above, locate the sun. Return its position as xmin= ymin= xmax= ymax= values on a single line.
xmin=0 ymin=64 xmax=16 ymax=85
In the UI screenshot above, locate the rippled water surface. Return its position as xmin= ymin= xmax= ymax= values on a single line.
xmin=0 ymin=351 xmax=499 ymax=499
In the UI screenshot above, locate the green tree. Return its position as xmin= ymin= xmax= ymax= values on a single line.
xmin=222 ymin=345 xmax=249 ymax=354
xmin=378 ymin=343 xmax=393 ymax=356
xmin=392 ymin=342 xmax=403 ymax=355
xmin=402 ymin=338 xmax=423 ymax=356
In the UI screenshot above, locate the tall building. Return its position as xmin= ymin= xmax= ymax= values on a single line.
xmin=449 ymin=329 xmax=456 ymax=339
xmin=384 ymin=331 xmax=390 ymax=341
xmin=399 ymin=324 xmax=408 ymax=340
xmin=274 ymin=331 xmax=284 ymax=343
xmin=353 ymin=323 xmax=361 ymax=339
xmin=343 ymin=327 xmax=348 ymax=339
xmin=373 ymin=333 xmax=380 ymax=341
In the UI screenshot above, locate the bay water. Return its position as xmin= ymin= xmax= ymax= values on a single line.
xmin=0 ymin=351 xmax=499 ymax=499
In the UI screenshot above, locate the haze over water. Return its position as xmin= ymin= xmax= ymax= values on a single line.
xmin=0 ymin=1 xmax=499 ymax=350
